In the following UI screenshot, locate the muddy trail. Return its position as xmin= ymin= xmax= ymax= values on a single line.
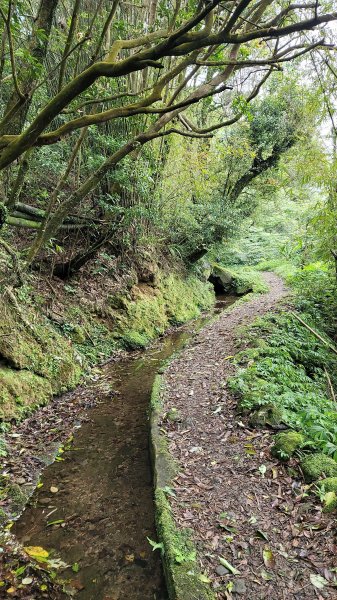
xmin=10 ymin=294 xmax=236 ymax=600
xmin=161 ymin=273 xmax=337 ymax=599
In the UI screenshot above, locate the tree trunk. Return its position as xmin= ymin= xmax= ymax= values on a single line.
xmin=1 ymin=0 xmax=59 ymax=135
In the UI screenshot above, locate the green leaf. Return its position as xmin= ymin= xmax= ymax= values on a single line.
xmin=147 ymin=537 xmax=164 ymax=554
xmin=255 ymin=530 xmax=269 ymax=541
xmin=310 ymin=574 xmax=328 ymax=589
xmin=258 ymin=464 xmax=267 ymax=477
xmin=198 ymin=573 xmax=211 ymax=584
xmin=72 ymin=563 xmax=79 ymax=573
xmin=219 ymin=557 xmax=240 ymax=575
xmin=47 ymin=519 xmax=64 ymax=526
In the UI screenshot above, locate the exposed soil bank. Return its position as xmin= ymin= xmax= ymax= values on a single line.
xmin=160 ymin=273 xmax=337 ymax=599
xmin=5 ymin=296 xmax=236 ymax=599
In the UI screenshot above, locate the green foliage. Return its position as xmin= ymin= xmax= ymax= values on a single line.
xmin=317 ymin=477 xmax=337 ymax=493
xmin=229 ymin=266 xmax=337 ymax=458
xmin=322 ymin=491 xmax=337 ymax=513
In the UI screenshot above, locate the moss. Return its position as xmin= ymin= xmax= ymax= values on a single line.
xmin=68 ymin=325 xmax=86 ymax=344
xmin=0 ymin=300 xmax=81 ymax=389
xmin=322 ymin=491 xmax=337 ymax=513
xmin=113 ymin=273 xmax=214 ymax=349
xmin=0 ymin=298 xmax=82 ymax=422
xmin=155 ymin=489 xmax=214 ymax=600
xmin=150 ymin=374 xmax=215 ymax=600
xmin=0 ymin=366 xmax=52 ymax=421
xmin=301 ymin=453 xmax=337 ymax=482
xmin=271 ymin=431 xmax=304 ymax=460
xmin=249 ymin=403 xmax=284 ymax=428
xmin=8 ymin=483 xmax=29 ymax=514
xmin=318 ymin=477 xmax=337 ymax=493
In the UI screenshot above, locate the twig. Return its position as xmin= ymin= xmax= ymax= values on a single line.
xmin=290 ymin=311 xmax=337 ymax=356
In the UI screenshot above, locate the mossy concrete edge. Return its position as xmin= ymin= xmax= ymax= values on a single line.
xmin=150 ymin=373 xmax=215 ymax=600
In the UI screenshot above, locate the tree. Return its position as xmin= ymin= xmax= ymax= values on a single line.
xmin=0 ymin=0 xmax=336 ymax=270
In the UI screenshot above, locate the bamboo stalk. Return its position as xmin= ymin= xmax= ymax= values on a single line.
xmin=324 ymin=368 xmax=336 ymax=403
xmin=290 ymin=311 xmax=337 ymax=356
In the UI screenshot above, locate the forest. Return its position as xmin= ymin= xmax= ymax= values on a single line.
xmin=1 ymin=0 xmax=337 ymax=599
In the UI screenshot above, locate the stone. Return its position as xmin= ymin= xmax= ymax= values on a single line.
xmin=249 ymin=403 xmax=284 ymax=429
xmin=215 ymin=565 xmax=229 ymax=576
xmin=233 ymin=579 xmax=247 ymax=595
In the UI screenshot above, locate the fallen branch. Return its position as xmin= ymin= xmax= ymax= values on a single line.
xmin=290 ymin=311 xmax=337 ymax=356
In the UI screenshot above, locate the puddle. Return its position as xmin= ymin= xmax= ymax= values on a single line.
xmin=13 ymin=295 xmax=236 ymax=599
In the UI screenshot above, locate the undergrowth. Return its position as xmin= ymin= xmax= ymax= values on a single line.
xmin=229 ymin=263 xmax=337 ymax=458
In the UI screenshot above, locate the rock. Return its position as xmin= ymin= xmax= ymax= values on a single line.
xmin=215 ymin=565 xmax=229 ymax=576
xmin=271 ymin=431 xmax=304 ymax=460
xmin=301 ymin=453 xmax=337 ymax=482
xmin=233 ymin=579 xmax=247 ymax=595
xmin=249 ymin=403 xmax=284 ymax=429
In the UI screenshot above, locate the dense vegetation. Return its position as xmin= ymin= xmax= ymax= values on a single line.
xmin=0 ymin=0 xmax=336 ymax=273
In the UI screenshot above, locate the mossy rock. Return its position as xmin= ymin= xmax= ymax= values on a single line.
xmin=114 ymin=273 xmax=214 ymax=349
xmin=301 ymin=453 xmax=337 ymax=482
xmin=271 ymin=431 xmax=304 ymax=460
xmin=210 ymin=264 xmax=253 ymax=295
xmin=318 ymin=477 xmax=337 ymax=493
xmin=166 ymin=408 xmax=180 ymax=423
xmin=249 ymin=403 xmax=284 ymax=429
xmin=323 ymin=491 xmax=337 ymax=513
xmin=8 ymin=483 xmax=29 ymax=513
xmin=69 ymin=325 xmax=86 ymax=344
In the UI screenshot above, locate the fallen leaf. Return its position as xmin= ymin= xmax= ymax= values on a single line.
xmin=24 ymin=546 xmax=49 ymax=561
xmin=219 ymin=557 xmax=240 ymax=575
xmin=255 ymin=530 xmax=269 ymax=541
xmin=199 ymin=573 xmax=211 ymax=583
xmin=22 ymin=577 xmax=33 ymax=585
xmin=125 ymin=554 xmax=134 ymax=562
xmin=263 ymin=547 xmax=275 ymax=569
xmin=50 ymin=486 xmax=58 ymax=493
xmin=47 ymin=519 xmax=64 ymax=526
xmin=310 ymin=574 xmax=328 ymax=590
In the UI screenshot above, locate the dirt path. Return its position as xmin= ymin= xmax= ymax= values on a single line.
xmin=161 ymin=273 xmax=337 ymax=599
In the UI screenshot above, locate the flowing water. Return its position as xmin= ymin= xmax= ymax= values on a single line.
xmin=13 ymin=295 xmax=236 ymax=600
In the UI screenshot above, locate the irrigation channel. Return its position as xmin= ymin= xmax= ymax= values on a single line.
xmin=13 ymin=293 xmax=237 ymax=600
